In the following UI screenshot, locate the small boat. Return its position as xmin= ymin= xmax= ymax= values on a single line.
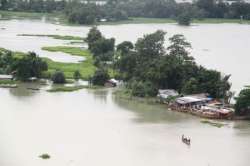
xmin=182 ymin=135 xmax=191 ymax=145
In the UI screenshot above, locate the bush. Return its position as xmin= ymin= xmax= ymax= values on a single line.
xmin=51 ymin=71 xmax=66 ymax=84
xmin=130 ymin=80 xmax=158 ymax=97
xmin=235 ymin=88 xmax=250 ymax=116
xmin=177 ymin=12 xmax=192 ymax=26
xmin=73 ymin=70 xmax=81 ymax=80
xmin=91 ymin=68 xmax=109 ymax=86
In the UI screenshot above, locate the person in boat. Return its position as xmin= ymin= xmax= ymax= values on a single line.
xmin=182 ymin=135 xmax=191 ymax=145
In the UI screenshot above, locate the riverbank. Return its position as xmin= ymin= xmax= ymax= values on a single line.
xmin=114 ymin=88 xmax=250 ymax=121
xmin=1 ymin=10 xmax=250 ymax=25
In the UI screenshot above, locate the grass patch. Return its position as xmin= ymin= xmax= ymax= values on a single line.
xmin=47 ymin=85 xmax=85 ymax=92
xmin=47 ymin=85 xmax=103 ymax=92
xmin=67 ymin=41 xmax=86 ymax=45
xmin=42 ymin=46 xmax=95 ymax=79
xmin=18 ymin=34 xmax=84 ymax=40
xmin=0 ymin=79 xmax=17 ymax=85
xmin=200 ymin=120 xmax=225 ymax=128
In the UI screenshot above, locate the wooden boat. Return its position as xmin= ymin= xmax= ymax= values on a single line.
xmin=182 ymin=135 xmax=191 ymax=145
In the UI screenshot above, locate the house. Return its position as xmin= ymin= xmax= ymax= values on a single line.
xmin=157 ymin=89 xmax=179 ymax=99
xmin=175 ymin=93 xmax=212 ymax=107
xmin=105 ymin=78 xmax=119 ymax=87
xmin=0 ymin=74 xmax=13 ymax=80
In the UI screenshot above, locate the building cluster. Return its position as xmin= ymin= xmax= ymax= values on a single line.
xmin=157 ymin=89 xmax=234 ymax=119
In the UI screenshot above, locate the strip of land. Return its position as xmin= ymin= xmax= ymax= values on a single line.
xmin=18 ymin=34 xmax=84 ymax=40
xmin=1 ymin=11 xmax=250 ymax=25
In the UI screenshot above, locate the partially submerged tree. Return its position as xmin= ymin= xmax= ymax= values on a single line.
xmin=51 ymin=71 xmax=66 ymax=84
xmin=73 ymin=70 xmax=81 ymax=80
xmin=91 ymin=68 xmax=110 ymax=86
xmin=12 ymin=52 xmax=48 ymax=81
xmin=235 ymin=88 xmax=250 ymax=116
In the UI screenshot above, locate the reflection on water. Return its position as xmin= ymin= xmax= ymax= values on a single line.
xmin=0 ymin=87 xmax=250 ymax=166
xmin=8 ymin=82 xmax=45 ymax=98
xmin=113 ymin=96 xmax=197 ymax=124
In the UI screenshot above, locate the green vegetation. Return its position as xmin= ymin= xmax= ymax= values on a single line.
xmin=42 ymin=46 xmax=95 ymax=79
xmin=18 ymin=34 xmax=84 ymax=41
xmin=73 ymin=70 xmax=81 ymax=80
xmin=2 ymin=0 xmax=250 ymax=25
xmin=201 ymin=120 xmax=225 ymax=128
xmin=1 ymin=47 xmax=95 ymax=80
xmin=91 ymin=68 xmax=110 ymax=86
xmin=0 ymin=79 xmax=17 ymax=85
xmin=112 ymin=29 xmax=232 ymax=100
xmin=51 ymin=71 xmax=66 ymax=84
xmin=235 ymin=87 xmax=250 ymax=116
xmin=113 ymin=89 xmax=159 ymax=104
xmin=47 ymin=84 xmax=103 ymax=92
xmin=177 ymin=12 xmax=192 ymax=26
xmin=47 ymin=85 xmax=85 ymax=92
xmin=0 ymin=50 xmax=48 ymax=81
xmin=39 ymin=154 xmax=50 ymax=159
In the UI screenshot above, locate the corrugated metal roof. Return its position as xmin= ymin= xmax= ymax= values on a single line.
xmin=0 ymin=75 xmax=13 ymax=79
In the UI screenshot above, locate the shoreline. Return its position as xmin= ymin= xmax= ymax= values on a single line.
xmin=113 ymin=89 xmax=250 ymax=121
xmin=1 ymin=10 xmax=250 ymax=25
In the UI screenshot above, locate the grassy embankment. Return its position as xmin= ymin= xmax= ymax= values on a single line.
xmin=1 ymin=10 xmax=250 ymax=25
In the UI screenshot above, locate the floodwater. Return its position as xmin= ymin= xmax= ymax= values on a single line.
xmin=1 ymin=19 xmax=250 ymax=166
xmin=0 ymin=84 xmax=250 ymax=166
xmin=0 ymin=19 xmax=250 ymax=92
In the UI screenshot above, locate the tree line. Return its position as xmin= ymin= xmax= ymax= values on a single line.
xmin=1 ymin=0 xmax=250 ymax=25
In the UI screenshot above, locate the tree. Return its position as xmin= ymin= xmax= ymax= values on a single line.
xmin=135 ymin=30 xmax=166 ymax=61
xmin=12 ymin=52 xmax=48 ymax=81
xmin=116 ymin=41 xmax=134 ymax=55
xmin=86 ymin=27 xmax=103 ymax=50
xmin=177 ymin=12 xmax=192 ymax=26
xmin=235 ymin=88 xmax=250 ymax=116
xmin=167 ymin=34 xmax=192 ymax=61
xmin=73 ymin=70 xmax=81 ymax=80
xmin=91 ymin=37 xmax=115 ymax=62
xmin=51 ymin=71 xmax=66 ymax=84
xmin=91 ymin=68 xmax=110 ymax=86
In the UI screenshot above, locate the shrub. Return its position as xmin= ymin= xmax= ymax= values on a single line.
xmin=91 ymin=68 xmax=109 ymax=86
xmin=73 ymin=70 xmax=81 ymax=80
xmin=51 ymin=71 xmax=66 ymax=84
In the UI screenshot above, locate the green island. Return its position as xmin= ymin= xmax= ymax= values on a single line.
xmin=47 ymin=85 xmax=103 ymax=92
xmin=18 ymin=34 xmax=84 ymax=41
